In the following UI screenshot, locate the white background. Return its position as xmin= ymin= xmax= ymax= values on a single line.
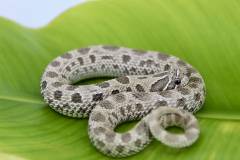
xmin=0 ymin=0 xmax=86 ymax=28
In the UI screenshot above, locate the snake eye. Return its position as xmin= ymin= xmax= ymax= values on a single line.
xmin=174 ymin=79 xmax=181 ymax=85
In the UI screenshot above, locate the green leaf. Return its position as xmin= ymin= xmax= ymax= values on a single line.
xmin=0 ymin=0 xmax=240 ymax=159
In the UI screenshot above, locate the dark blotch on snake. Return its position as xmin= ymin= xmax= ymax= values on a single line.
xmin=139 ymin=61 xmax=145 ymax=67
xmin=132 ymin=92 xmax=149 ymax=101
xmin=143 ymin=69 xmax=148 ymax=75
xmin=149 ymin=70 xmax=154 ymax=74
xmin=189 ymin=77 xmax=202 ymax=83
xmin=105 ymin=149 xmax=112 ymax=155
xmin=91 ymin=112 xmax=106 ymax=122
xmin=135 ymin=84 xmax=145 ymax=92
xmin=121 ymin=133 xmax=131 ymax=143
xmin=89 ymin=55 xmax=96 ymax=63
xmin=102 ymin=45 xmax=120 ymax=51
xmin=77 ymin=57 xmax=84 ymax=65
xmin=41 ymin=81 xmax=47 ymax=90
xmin=111 ymin=112 xmax=118 ymax=120
xmin=183 ymin=114 xmax=191 ymax=125
xmin=116 ymin=76 xmax=130 ymax=84
xmin=114 ymin=93 xmax=126 ymax=102
xmin=101 ymin=64 xmax=106 ymax=69
xmin=51 ymin=61 xmax=60 ymax=67
xmin=46 ymin=71 xmax=58 ymax=78
xmin=93 ymin=127 xmax=106 ymax=135
xmin=158 ymin=53 xmax=170 ymax=60
xmin=130 ymin=67 xmax=136 ymax=72
xmin=146 ymin=59 xmax=154 ymax=67
xmin=98 ymin=82 xmax=110 ymax=88
xmin=71 ymin=93 xmax=82 ymax=103
xmin=177 ymin=60 xmax=187 ymax=66
xmin=54 ymin=90 xmax=62 ymax=100
xmin=113 ymin=64 xmax=119 ymax=69
xmin=186 ymin=67 xmax=197 ymax=77
xmin=177 ymin=97 xmax=187 ymax=107
xmin=102 ymin=56 xmax=113 ymax=60
xmin=159 ymin=90 xmax=172 ymax=97
xmin=132 ymin=49 xmax=147 ymax=54
xmin=194 ymin=93 xmax=201 ymax=101
xmin=66 ymin=66 xmax=71 ymax=71
xmin=136 ymin=103 xmax=144 ymax=111
xmin=164 ymin=134 xmax=178 ymax=143
xmin=92 ymin=93 xmax=104 ymax=101
xmin=96 ymin=140 xmax=105 ymax=147
xmin=71 ymin=62 xmax=76 ymax=66
xmin=99 ymin=100 xmax=113 ymax=109
xmin=203 ymin=87 xmax=206 ymax=95
xmin=177 ymin=87 xmax=191 ymax=95
xmin=116 ymin=145 xmax=125 ymax=153
xmin=123 ymin=67 xmax=130 ymax=74
xmin=47 ymin=98 xmax=53 ymax=104
xmin=83 ymin=67 xmax=88 ymax=72
xmin=186 ymin=122 xmax=198 ymax=130
xmin=188 ymin=107 xmax=195 ymax=112
xmin=173 ymin=113 xmax=182 ymax=122
xmin=108 ymin=117 xmax=114 ymax=125
xmin=111 ymin=89 xmax=120 ymax=94
xmin=128 ymin=150 xmax=136 ymax=155
xmin=189 ymin=83 xmax=198 ymax=88
xmin=78 ymin=47 xmax=90 ymax=54
xmin=136 ymin=121 xmax=148 ymax=135
xmin=154 ymin=100 xmax=168 ymax=107
xmin=134 ymin=139 xmax=142 ymax=147
xmin=66 ymin=85 xmax=78 ymax=91
xmin=126 ymin=105 xmax=132 ymax=112
xmin=164 ymin=64 xmax=171 ymax=71
xmin=126 ymin=87 xmax=132 ymax=92
xmin=61 ymin=53 xmax=72 ymax=59
xmin=120 ymin=107 xmax=125 ymax=116
xmin=105 ymin=131 xmax=116 ymax=142
xmin=122 ymin=55 xmax=131 ymax=63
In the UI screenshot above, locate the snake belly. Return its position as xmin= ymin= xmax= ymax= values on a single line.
xmin=40 ymin=45 xmax=206 ymax=157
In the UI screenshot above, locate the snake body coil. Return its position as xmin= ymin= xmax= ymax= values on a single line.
xmin=40 ymin=45 xmax=206 ymax=157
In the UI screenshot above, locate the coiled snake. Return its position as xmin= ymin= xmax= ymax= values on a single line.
xmin=40 ymin=45 xmax=206 ymax=157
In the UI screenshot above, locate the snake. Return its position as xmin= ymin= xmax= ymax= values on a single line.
xmin=40 ymin=45 xmax=206 ymax=157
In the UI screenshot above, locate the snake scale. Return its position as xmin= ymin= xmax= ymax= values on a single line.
xmin=40 ymin=45 xmax=206 ymax=157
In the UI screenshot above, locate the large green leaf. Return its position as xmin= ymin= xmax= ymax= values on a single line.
xmin=0 ymin=0 xmax=240 ymax=159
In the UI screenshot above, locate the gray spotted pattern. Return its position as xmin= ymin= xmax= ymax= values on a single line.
xmin=40 ymin=45 xmax=206 ymax=158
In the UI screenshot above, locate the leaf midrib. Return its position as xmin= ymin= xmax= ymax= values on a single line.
xmin=0 ymin=95 xmax=239 ymax=121
xmin=0 ymin=95 xmax=44 ymax=105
